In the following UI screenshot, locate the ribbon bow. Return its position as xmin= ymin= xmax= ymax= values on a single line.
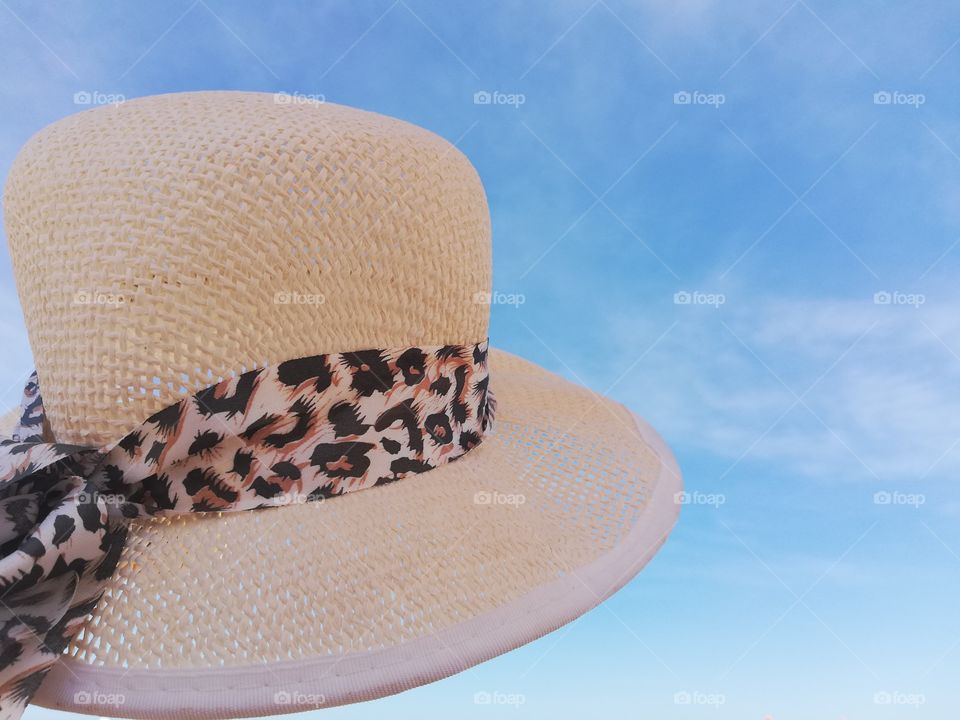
xmin=0 ymin=342 xmax=494 ymax=718
xmin=0 ymin=374 xmax=125 ymax=718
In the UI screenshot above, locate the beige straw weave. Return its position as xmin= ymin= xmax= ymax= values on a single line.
xmin=63 ymin=349 xmax=662 ymax=668
xmin=4 ymin=91 xmax=489 ymax=447
xmin=3 ymin=92 xmax=681 ymax=718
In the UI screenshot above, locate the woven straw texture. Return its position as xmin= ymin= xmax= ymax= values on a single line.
xmin=4 ymin=91 xmax=490 ymax=446
xmin=57 ymin=348 xmax=664 ymax=674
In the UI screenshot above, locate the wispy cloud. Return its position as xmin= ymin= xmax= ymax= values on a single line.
xmin=610 ymin=296 xmax=960 ymax=484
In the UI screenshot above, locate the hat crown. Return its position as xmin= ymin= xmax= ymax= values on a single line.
xmin=4 ymin=91 xmax=491 ymax=445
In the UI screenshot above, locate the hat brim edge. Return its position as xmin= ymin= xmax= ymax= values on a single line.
xmin=34 ymin=410 xmax=682 ymax=720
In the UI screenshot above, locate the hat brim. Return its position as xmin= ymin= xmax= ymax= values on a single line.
xmin=34 ymin=348 xmax=681 ymax=719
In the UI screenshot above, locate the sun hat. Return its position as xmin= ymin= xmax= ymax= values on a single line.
xmin=0 ymin=91 xmax=682 ymax=719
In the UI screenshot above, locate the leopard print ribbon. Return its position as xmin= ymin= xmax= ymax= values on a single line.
xmin=0 ymin=341 xmax=494 ymax=719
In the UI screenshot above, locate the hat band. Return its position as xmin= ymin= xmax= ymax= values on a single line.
xmin=0 ymin=340 xmax=494 ymax=718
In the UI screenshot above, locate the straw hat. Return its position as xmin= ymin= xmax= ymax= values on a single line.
xmin=1 ymin=91 xmax=681 ymax=718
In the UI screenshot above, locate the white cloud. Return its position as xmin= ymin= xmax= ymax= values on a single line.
xmin=609 ymin=296 xmax=960 ymax=484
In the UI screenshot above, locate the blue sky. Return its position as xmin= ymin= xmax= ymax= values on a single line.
xmin=2 ymin=1 xmax=959 ymax=718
